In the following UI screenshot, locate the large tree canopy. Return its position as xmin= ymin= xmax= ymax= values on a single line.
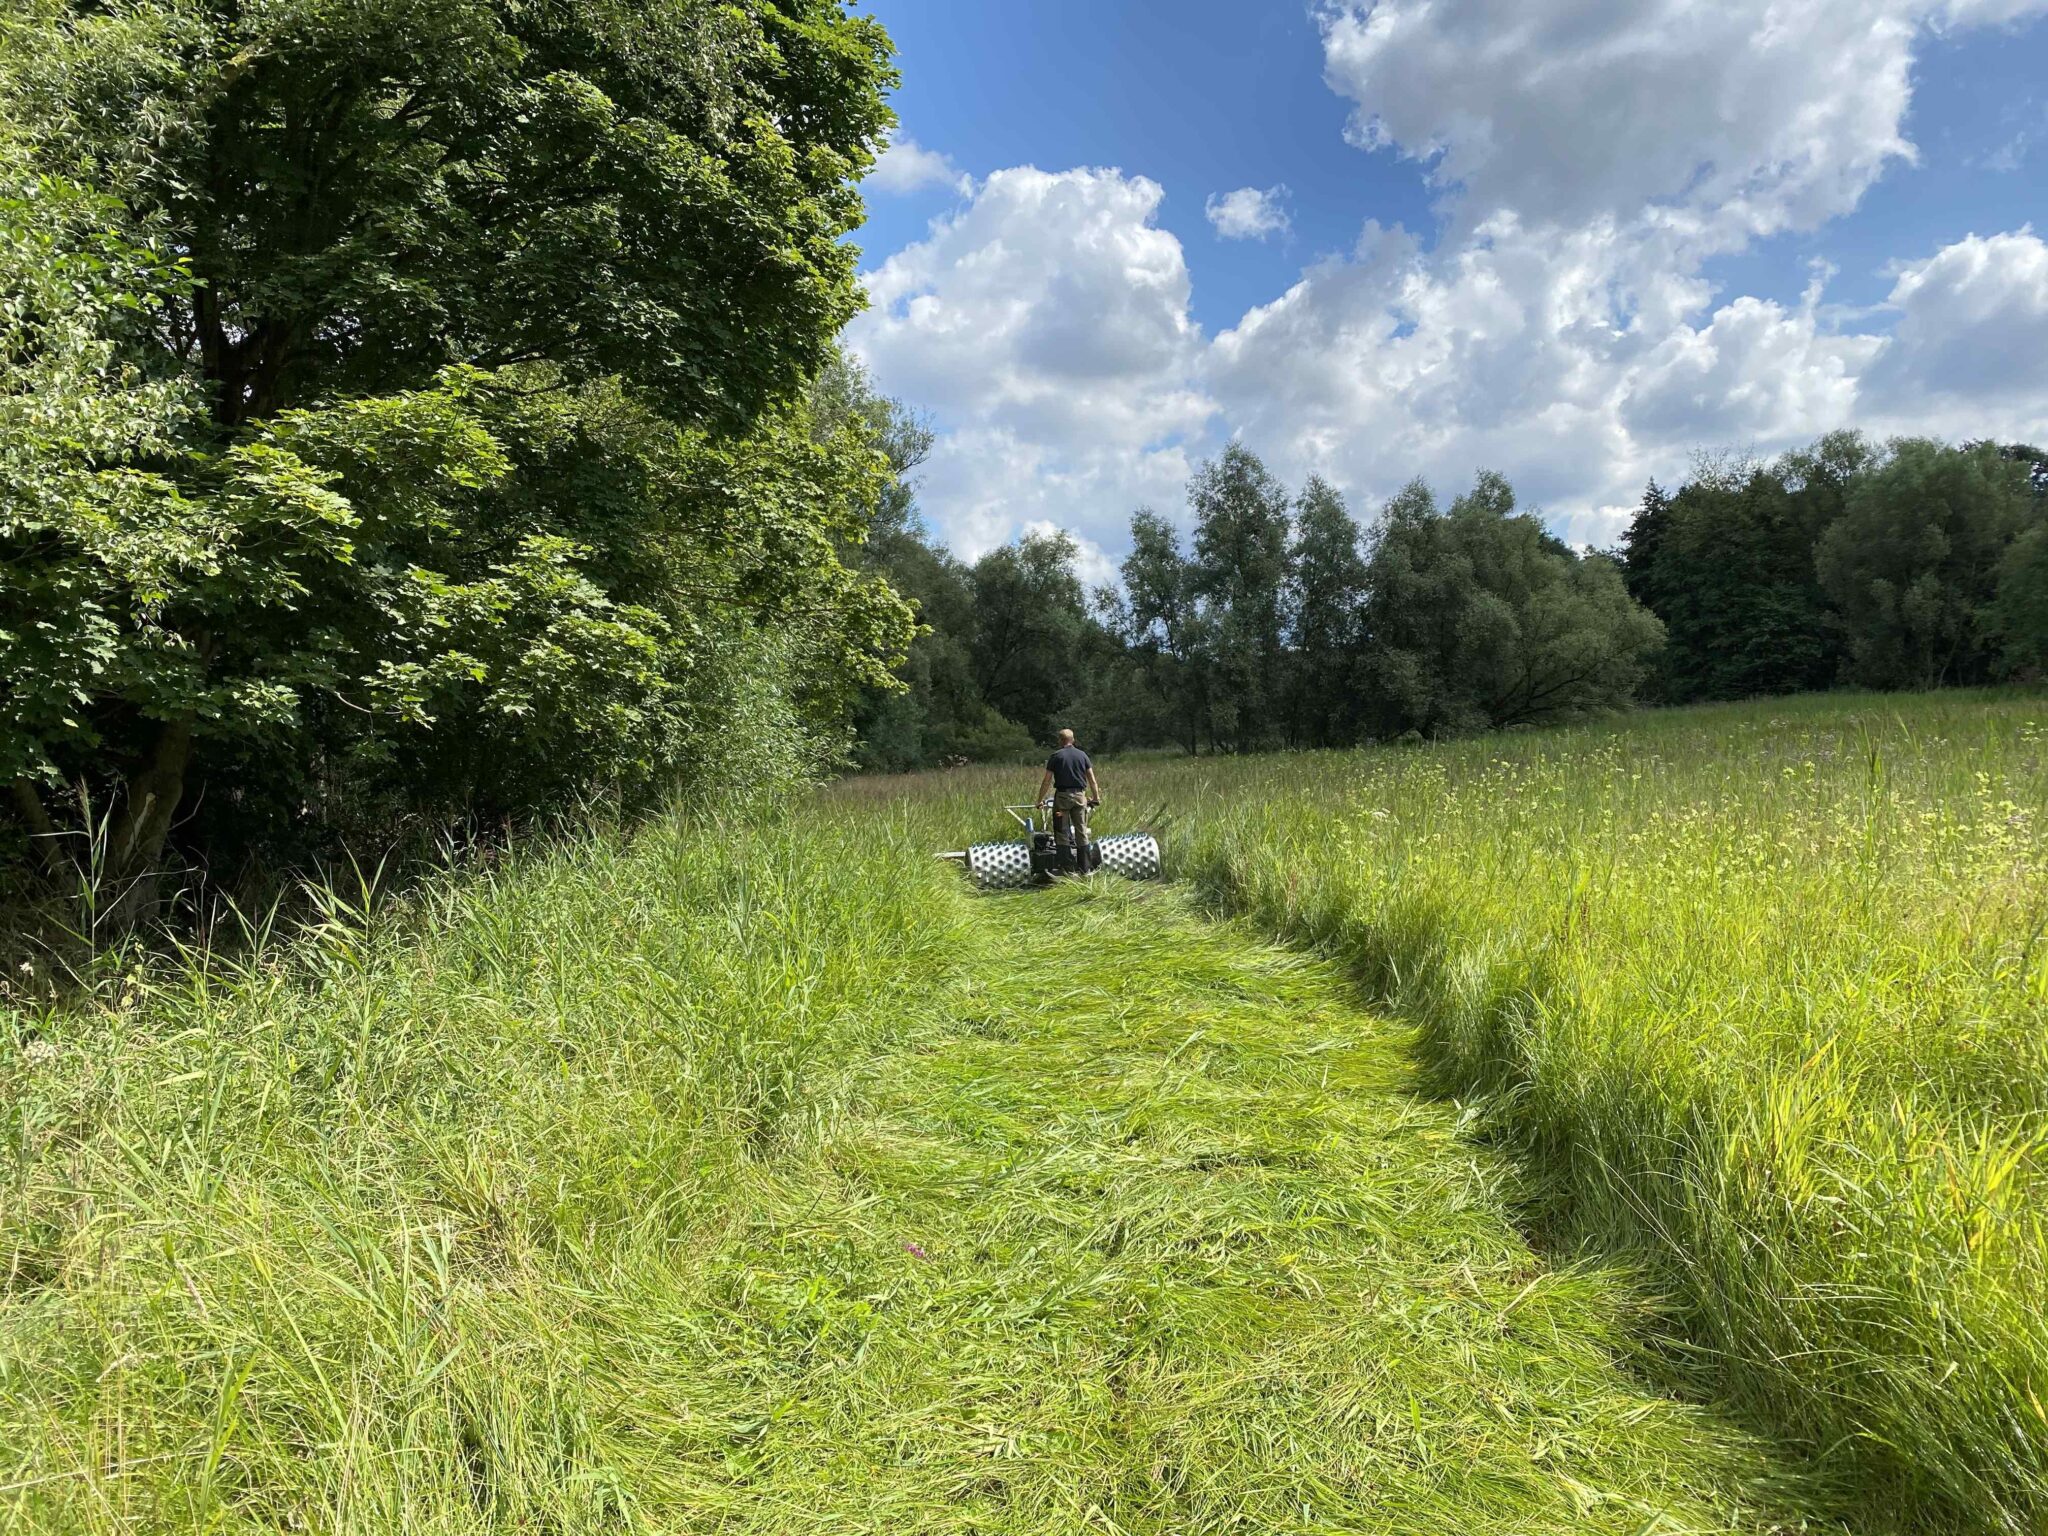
xmin=1363 ymin=473 xmax=1663 ymax=738
xmin=1816 ymin=439 xmax=2033 ymax=690
xmin=1 ymin=0 xmax=912 ymax=919
xmin=6 ymin=0 xmax=888 ymax=430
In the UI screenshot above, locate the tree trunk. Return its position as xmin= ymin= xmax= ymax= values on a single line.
xmin=103 ymin=718 xmax=194 ymax=932
xmin=8 ymin=779 xmax=73 ymax=882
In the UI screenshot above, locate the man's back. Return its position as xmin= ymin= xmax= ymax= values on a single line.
xmin=1047 ymin=744 xmax=1092 ymax=791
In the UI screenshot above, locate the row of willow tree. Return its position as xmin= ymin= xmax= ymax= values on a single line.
xmin=852 ymin=431 xmax=2048 ymax=770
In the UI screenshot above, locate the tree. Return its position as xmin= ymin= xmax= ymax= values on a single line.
xmin=1067 ymin=597 xmax=1176 ymax=756
xmin=1616 ymin=433 xmax=1876 ymax=704
xmin=0 ymin=160 xmax=197 ymax=886
xmin=10 ymin=0 xmax=887 ymax=434
xmin=1617 ymin=478 xmax=1674 ymax=616
xmin=1361 ymin=473 xmax=1663 ymax=736
xmin=969 ymin=531 xmax=1093 ymax=743
xmin=1 ymin=0 xmax=911 ymax=917
xmin=1282 ymin=476 xmax=1367 ymax=747
xmin=1816 ymin=439 xmax=2033 ymax=689
xmin=1651 ymin=469 xmax=1837 ymax=700
xmin=1978 ymin=446 xmax=2048 ymax=678
xmin=813 ymin=356 xmax=989 ymax=772
xmin=1985 ymin=441 xmax=2048 ymax=501
xmin=1984 ymin=521 xmax=2048 ymax=677
xmin=1188 ymin=444 xmax=1291 ymax=751
xmin=1114 ymin=510 xmax=1206 ymax=754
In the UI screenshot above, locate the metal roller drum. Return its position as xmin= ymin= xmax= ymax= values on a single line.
xmin=941 ymin=803 xmax=1164 ymax=889
xmin=1093 ymin=831 xmax=1162 ymax=881
xmin=964 ymin=841 xmax=1036 ymax=890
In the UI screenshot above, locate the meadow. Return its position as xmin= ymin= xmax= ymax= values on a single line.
xmin=1150 ymin=689 xmax=2047 ymax=1530
xmin=1 ymin=690 xmax=2041 ymax=1533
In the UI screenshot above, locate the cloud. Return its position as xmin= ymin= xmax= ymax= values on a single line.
xmin=1212 ymin=0 xmax=2048 ymax=540
xmin=1866 ymin=229 xmax=2048 ymax=413
xmin=868 ymin=133 xmax=972 ymax=196
xmin=1205 ymin=185 xmax=1292 ymax=240
xmin=849 ymin=2 xmax=2048 ymax=563
xmin=846 ymin=167 xmax=1214 ymax=557
xmin=1937 ymin=0 xmax=2048 ymax=23
xmin=1318 ymin=0 xmax=1925 ymax=248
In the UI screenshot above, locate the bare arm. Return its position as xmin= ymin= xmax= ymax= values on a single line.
xmin=1086 ymin=767 xmax=1102 ymax=803
xmin=1036 ymin=770 xmax=1054 ymax=805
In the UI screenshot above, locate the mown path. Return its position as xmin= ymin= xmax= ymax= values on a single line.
xmin=710 ymin=880 xmax=1838 ymax=1534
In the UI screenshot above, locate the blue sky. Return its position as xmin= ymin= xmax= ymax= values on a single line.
xmin=854 ymin=1 xmax=1416 ymax=333
xmin=843 ymin=1 xmax=2048 ymax=577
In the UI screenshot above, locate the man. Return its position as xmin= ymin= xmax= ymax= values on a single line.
xmin=1035 ymin=728 xmax=1102 ymax=873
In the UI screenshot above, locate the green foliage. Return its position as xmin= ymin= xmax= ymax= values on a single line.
xmin=968 ymin=530 xmax=1093 ymax=743
xmin=1362 ymin=472 xmax=1663 ymax=736
xmin=1622 ymin=432 xmax=2039 ymax=704
xmin=1626 ymin=438 xmax=1868 ymax=701
xmin=8 ymin=0 xmax=892 ymax=431
xmin=820 ymin=355 xmax=1073 ymax=773
xmin=1986 ymin=522 xmax=2048 ymax=676
xmin=1817 ymin=440 xmax=2033 ymax=689
xmin=1187 ymin=444 xmax=1291 ymax=749
xmin=1110 ymin=509 xmax=1207 ymax=754
xmin=1283 ymin=475 xmax=1368 ymax=746
xmin=0 ymin=0 xmax=912 ymax=908
xmin=0 ymin=161 xmax=194 ymax=792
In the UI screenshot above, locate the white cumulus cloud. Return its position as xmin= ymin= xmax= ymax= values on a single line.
xmin=1866 ymin=228 xmax=2048 ymax=420
xmin=1205 ymin=185 xmax=1292 ymax=240
xmin=846 ymin=167 xmax=1214 ymax=558
xmin=1329 ymin=3 xmax=1917 ymax=239
xmin=868 ymin=132 xmax=972 ymax=197
xmin=849 ymin=1 xmax=2048 ymax=563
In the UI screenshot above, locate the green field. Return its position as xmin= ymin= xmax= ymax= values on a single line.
xmin=3 ymin=692 xmax=2043 ymax=1532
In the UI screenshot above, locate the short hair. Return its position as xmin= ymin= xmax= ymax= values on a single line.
xmin=1057 ymin=728 xmax=1075 ymax=745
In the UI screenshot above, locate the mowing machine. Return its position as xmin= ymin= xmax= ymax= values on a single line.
xmin=937 ymin=803 xmax=1163 ymax=891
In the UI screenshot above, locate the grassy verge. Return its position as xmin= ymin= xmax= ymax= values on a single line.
xmin=1149 ymin=692 xmax=2048 ymax=1531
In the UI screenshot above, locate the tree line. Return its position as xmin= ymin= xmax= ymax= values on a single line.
xmin=1620 ymin=433 xmax=2047 ymax=701
xmin=851 ymin=436 xmax=1663 ymax=767
xmin=853 ymin=429 xmax=2047 ymax=771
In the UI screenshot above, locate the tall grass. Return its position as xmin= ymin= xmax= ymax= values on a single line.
xmin=1112 ymin=691 xmax=2048 ymax=1532
xmin=1 ymin=810 xmax=969 ymax=1529
xmin=7 ymin=691 xmax=2039 ymax=1531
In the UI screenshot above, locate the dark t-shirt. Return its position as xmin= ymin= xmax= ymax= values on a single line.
xmin=1046 ymin=745 xmax=1093 ymax=792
